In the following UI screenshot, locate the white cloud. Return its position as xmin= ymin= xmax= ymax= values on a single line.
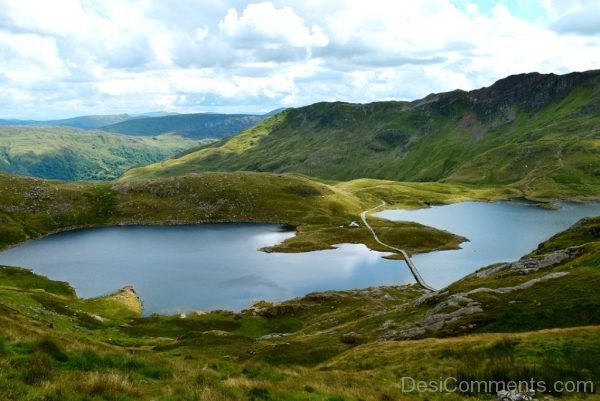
xmin=219 ymin=2 xmax=328 ymax=48
xmin=0 ymin=0 xmax=597 ymax=119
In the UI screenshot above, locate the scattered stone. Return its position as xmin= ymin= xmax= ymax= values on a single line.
xmin=202 ymin=330 xmax=233 ymax=337
xmin=257 ymin=333 xmax=292 ymax=340
xmin=379 ymin=319 xmax=395 ymax=330
xmin=179 ymin=313 xmax=187 ymax=319
xmin=302 ymin=291 xmax=342 ymax=302
xmin=419 ymin=305 xmax=483 ymax=331
xmin=245 ymin=300 xmax=309 ymax=317
xmin=497 ymin=389 xmax=535 ymax=401
xmin=381 ymin=326 xmax=426 ymax=340
xmin=413 ymin=290 xmax=446 ymax=307
xmin=90 ymin=314 xmax=106 ymax=322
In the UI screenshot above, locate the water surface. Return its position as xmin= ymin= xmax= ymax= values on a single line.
xmin=0 ymin=201 xmax=596 ymax=314
xmin=376 ymin=201 xmax=598 ymax=288
xmin=0 ymin=224 xmax=410 ymax=314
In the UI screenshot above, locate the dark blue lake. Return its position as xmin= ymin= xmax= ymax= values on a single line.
xmin=0 ymin=224 xmax=411 ymax=314
xmin=0 ymin=201 xmax=596 ymax=314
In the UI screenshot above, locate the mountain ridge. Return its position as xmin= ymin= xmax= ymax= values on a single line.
xmin=0 ymin=114 xmax=132 ymax=130
xmin=100 ymin=112 xmax=265 ymax=138
xmin=122 ymin=69 xmax=600 ymax=200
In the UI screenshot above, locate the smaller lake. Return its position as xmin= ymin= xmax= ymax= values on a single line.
xmin=376 ymin=201 xmax=599 ymax=288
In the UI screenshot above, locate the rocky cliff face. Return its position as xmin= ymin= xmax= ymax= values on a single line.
xmin=469 ymin=70 xmax=599 ymax=117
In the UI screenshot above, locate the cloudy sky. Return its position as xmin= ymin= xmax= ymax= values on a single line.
xmin=0 ymin=0 xmax=598 ymax=119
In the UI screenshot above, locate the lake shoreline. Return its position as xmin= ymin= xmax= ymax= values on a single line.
xmin=2 ymin=201 xmax=596 ymax=313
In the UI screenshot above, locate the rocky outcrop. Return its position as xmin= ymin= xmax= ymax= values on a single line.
xmin=475 ymin=246 xmax=583 ymax=278
xmin=381 ymin=270 xmax=570 ymax=340
xmin=381 ymin=290 xmax=483 ymax=340
xmin=469 ymin=272 xmax=569 ymax=295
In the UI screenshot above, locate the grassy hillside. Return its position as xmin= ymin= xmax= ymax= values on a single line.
xmin=0 ymin=215 xmax=597 ymax=400
xmin=123 ymin=70 xmax=600 ymax=200
xmin=0 ymin=126 xmax=203 ymax=181
xmin=100 ymin=113 xmax=264 ymax=139
xmin=0 ymin=171 xmax=519 ymax=255
xmin=0 ymin=114 xmax=132 ymax=129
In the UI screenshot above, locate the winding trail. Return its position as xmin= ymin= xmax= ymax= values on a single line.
xmin=360 ymin=202 xmax=436 ymax=292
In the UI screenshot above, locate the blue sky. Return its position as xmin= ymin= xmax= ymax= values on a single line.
xmin=0 ymin=0 xmax=598 ymax=119
xmin=453 ymin=0 xmax=548 ymax=21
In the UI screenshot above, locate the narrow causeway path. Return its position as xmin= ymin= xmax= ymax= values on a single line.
xmin=360 ymin=202 xmax=436 ymax=292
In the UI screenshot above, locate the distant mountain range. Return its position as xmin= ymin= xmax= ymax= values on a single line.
xmin=0 ymin=109 xmax=284 ymax=139
xmin=100 ymin=113 xmax=265 ymax=139
xmin=122 ymin=70 xmax=600 ymax=200
xmin=0 ymin=114 xmax=132 ymax=130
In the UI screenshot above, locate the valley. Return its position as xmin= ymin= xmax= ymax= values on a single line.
xmin=0 ymin=70 xmax=598 ymax=401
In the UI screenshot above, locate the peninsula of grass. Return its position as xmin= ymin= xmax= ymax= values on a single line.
xmin=0 ymin=171 xmax=518 ymax=256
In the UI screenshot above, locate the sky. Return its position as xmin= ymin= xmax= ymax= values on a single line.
xmin=0 ymin=0 xmax=598 ymax=119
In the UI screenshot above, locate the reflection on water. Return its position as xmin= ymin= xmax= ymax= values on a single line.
xmin=0 ymin=224 xmax=412 ymax=314
xmin=0 ymin=201 xmax=596 ymax=314
xmin=376 ymin=201 xmax=599 ymax=288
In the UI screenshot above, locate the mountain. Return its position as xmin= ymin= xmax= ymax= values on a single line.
xmin=0 ymin=114 xmax=132 ymax=129
xmin=133 ymin=111 xmax=180 ymax=118
xmin=100 ymin=113 xmax=265 ymax=138
xmin=0 ymin=126 xmax=201 ymax=181
xmin=122 ymin=70 xmax=600 ymax=200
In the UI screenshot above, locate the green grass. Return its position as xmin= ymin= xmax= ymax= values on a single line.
xmin=1 ymin=171 xmax=511 ymax=255
xmin=0 ymin=126 xmax=202 ymax=181
xmin=122 ymin=71 xmax=600 ymax=201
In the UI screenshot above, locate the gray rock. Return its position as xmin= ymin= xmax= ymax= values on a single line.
xmin=258 ymin=333 xmax=292 ymax=340
xmin=477 ymin=247 xmax=582 ymax=278
xmin=497 ymin=389 xmax=535 ymax=401
xmin=381 ymin=326 xmax=426 ymax=340
xmin=468 ymin=272 xmax=569 ymax=295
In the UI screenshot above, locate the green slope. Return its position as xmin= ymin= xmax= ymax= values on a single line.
xmin=0 ymin=170 xmax=519 ymax=255
xmin=123 ymin=70 xmax=600 ymax=200
xmin=0 ymin=126 xmax=202 ymax=181
xmin=100 ymin=113 xmax=265 ymax=138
